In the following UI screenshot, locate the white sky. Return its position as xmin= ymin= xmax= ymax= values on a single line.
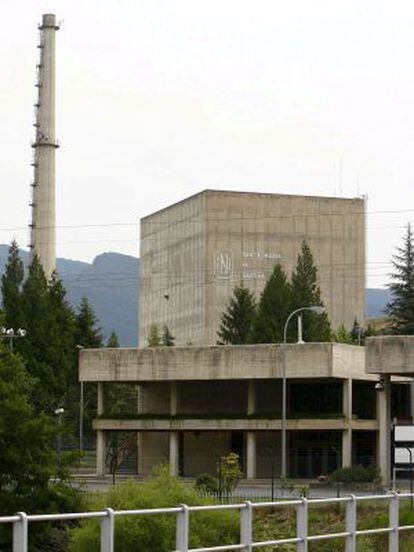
xmin=1 ymin=0 xmax=413 ymax=287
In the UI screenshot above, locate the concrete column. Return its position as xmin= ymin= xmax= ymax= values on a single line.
xmin=410 ymin=379 xmax=414 ymax=422
xmin=169 ymin=432 xmax=179 ymax=476
xmin=377 ymin=375 xmax=391 ymax=486
xmin=171 ymin=382 xmax=178 ymax=415
xmin=342 ymin=379 xmax=352 ymax=468
xmin=247 ymin=380 xmax=255 ymax=415
xmin=246 ymin=432 xmax=257 ymax=479
xmin=96 ymin=430 xmax=106 ymax=476
xmin=96 ymin=382 xmax=106 ymax=476
xmin=97 ymin=382 xmax=105 ymax=415
xmin=137 ymin=384 xmax=142 ymax=474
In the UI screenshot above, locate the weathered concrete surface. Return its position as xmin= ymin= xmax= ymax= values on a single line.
xmin=139 ymin=190 xmax=365 ymax=346
xmin=94 ymin=418 xmax=378 ymax=431
xmin=366 ymin=336 xmax=414 ymax=375
xmin=80 ymin=343 xmax=375 ymax=382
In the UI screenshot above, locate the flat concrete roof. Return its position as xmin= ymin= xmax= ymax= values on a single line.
xmin=141 ymin=188 xmax=364 ymax=221
xmin=366 ymin=336 xmax=414 ymax=376
xmin=79 ymin=342 xmax=376 ymax=383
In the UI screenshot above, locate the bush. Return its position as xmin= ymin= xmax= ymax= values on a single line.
xmin=69 ymin=466 xmax=238 ymax=551
xmin=329 ymin=465 xmax=380 ymax=484
xmin=195 ymin=473 xmax=219 ymax=494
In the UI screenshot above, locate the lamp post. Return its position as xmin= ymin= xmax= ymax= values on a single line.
xmin=54 ymin=407 xmax=64 ymax=470
xmin=0 ymin=327 xmax=26 ymax=352
xmin=281 ymin=305 xmax=326 ymax=480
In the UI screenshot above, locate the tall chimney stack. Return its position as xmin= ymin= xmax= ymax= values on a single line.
xmin=29 ymin=13 xmax=59 ymax=278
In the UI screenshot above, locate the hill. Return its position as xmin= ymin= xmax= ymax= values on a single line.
xmin=0 ymin=246 xmax=138 ymax=347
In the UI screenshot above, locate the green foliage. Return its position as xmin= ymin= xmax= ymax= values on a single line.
xmin=69 ymin=467 xmax=238 ymax=552
xmin=251 ymin=264 xmax=292 ymax=343
xmin=195 ymin=473 xmax=219 ymax=493
xmin=162 ymin=325 xmax=175 ymax=346
xmin=386 ymin=223 xmax=414 ymax=334
xmin=0 ymin=239 xmax=24 ymax=329
xmin=331 ymin=323 xmax=354 ymax=344
xmin=75 ymin=298 xmax=103 ymax=348
xmin=217 ymin=285 xmax=256 ymax=344
xmin=147 ymin=323 xmax=161 ymax=346
xmin=291 ymin=241 xmax=331 ymax=341
xmin=106 ymin=331 xmax=120 ymax=348
xmin=0 ymin=345 xmax=83 ymax=550
xmin=329 ymin=465 xmax=380 ymax=484
xmin=218 ymin=453 xmax=242 ymax=493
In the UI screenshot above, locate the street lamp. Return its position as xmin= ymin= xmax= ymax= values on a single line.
xmin=0 ymin=327 xmax=26 ymax=352
xmin=281 ymin=305 xmax=326 ymax=480
xmin=55 ymin=407 xmax=65 ymax=469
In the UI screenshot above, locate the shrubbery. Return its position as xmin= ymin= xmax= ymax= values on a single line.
xmin=329 ymin=465 xmax=380 ymax=484
xmin=69 ymin=466 xmax=238 ymax=551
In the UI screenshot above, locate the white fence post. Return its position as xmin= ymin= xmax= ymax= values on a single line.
xmin=100 ymin=508 xmax=115 ymax=552
xmin=389 ymin=492 xmax=399 ymax=552
xmin=13 ymin=512 xmax=28 ymax=552
xmin=240 ymin=501 xmax=252 ymax=552
xmin=176 ymin=504 xmax=189 ymax=552
xmin=296 ymin=497 xmax=308 ymax=552
xmin=345 ymin=495 xmax=357 ymax=552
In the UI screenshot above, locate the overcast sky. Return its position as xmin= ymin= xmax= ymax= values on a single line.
xmin=1 ymin=0 xmax=413 ymax=287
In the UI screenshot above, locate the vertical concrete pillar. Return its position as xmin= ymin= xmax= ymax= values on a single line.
xmin=97 ymin=430 xmax=106 ymax=476
xmin=377 ymin=375 xmax=391 ymax=486
xmin=342 ymin=379 xmax=352 ymax=468
xmin=410 ymin=379 xmax=414 ymax=422
xmin=247 ymin=380 xmax=255 ymax=415
xmin=169 ymin=432 xmax=179 ymax=476
xmin=96 ymin=382 xmax=106 ymax=476
xmin=171 ymin=382 xmax=178 ymax=415
xmin=97 ymin=382 xmax=105 ymax=415
xmin=246 ymin=432 xmax=257 ymax=479
xmin=137 ymin=384 xmax=143 ymax=474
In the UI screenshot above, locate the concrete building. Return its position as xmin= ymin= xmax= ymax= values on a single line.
xmin=366 ymin=335 xmax=414 ymax=485
xmin=139 ymin=190 xmax=365 ymax=347
xmin=80 ymin=342 xmax=394 ymax=479
xmin=29 ymin=14 xmax=59 ymax=278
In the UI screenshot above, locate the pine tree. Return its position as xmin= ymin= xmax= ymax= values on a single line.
xmin=162 ymin=325 xmax=175 ymax=346
xmin=291 ymin=241 xmax=331 ymax=342
xmin=1 ymin=240 xmax=24 ymax=329
xmin=147 ymin=323 xmax=161 ymax=346
xmin=251 ymin=264 xmax=292 ymax=343
xmin=106 ymin=331 xmax=120 ymax=348
xmin=217 ymin=286 xmax=256 ymax=344
xmin=386 ymin=223 xmax=414 ymax=334
xmin=75 ymin=297 xmax=103 ymax=348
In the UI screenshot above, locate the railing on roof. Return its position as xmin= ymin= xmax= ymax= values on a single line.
xmin=2 ymin=492 xmax=414 ymax=552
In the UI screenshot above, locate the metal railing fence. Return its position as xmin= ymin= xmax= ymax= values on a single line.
xmin=2 ymin=491 xmax=414 ymax=552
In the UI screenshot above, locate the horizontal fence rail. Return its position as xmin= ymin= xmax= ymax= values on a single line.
xmin=2 ymin=492 xmax=414 ymax=551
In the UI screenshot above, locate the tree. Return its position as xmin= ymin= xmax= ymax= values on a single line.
xmin=0 ymin=343 xmax=82 ymax=549
xmin=250 ymin=264 xmax=292 ymax=343
xmin=217 ymin=286 xmax=256 ymax=344
xmin=291 ymin=242 xmax=331 ymax=342
xmin=1 ymin=240 xmax=24 ymax=329
xmin=106 ymin=331 xmax=120 ymax=348
xmin=386 ymin=224 xmax=414 ymax=334
xmin=75 ymin=298 xmax=103 ymax=348
xmin=147 ymin=323 xmax=161 ymax=346
xmin=162 ymin=325 xmax=175 ymax=346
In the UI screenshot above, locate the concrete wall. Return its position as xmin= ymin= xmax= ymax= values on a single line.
xmin=177 ymin=381 xmax=246 ymax=414
xmin=140 ymin=383 xmax=170 ymax=414
xmin=182 ymin=432 xmax=231 ymax=477
xmin=366 ymin=336 xmax=414 ymax=375
xmin=80 ymin=343 xmax=373 ymax=383
xmin=139 ymin=190 xmax=365 ymax=346
xmin=139 ymin=193 xmax=206 ymax=346
xmin=138 ymin=432 xmax=169 ymax=474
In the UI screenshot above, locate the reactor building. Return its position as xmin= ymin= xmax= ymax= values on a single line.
xmin=29 ymin=14 xmax=59 ymax=278
xmin=139 ymin=189 xmax=365 ymax=346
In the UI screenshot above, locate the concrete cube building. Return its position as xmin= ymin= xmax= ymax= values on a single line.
xmin=139 ymin=190 xmax=365 ymax=346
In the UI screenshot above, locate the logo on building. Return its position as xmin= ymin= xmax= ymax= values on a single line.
xmin=215 ymin=252 xmax=232 ymax=280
